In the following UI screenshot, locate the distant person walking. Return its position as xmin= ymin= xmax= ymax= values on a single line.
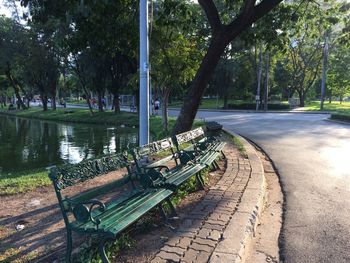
xmin=154 ymin=98 xmax=160 ymax=115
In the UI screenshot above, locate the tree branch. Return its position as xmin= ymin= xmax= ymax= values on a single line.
xmin=198 ymin=0 xmax=222 ymax=34
xmin=225 ymin=0 xmax=282 ymax=39
xmin=241 ymin=0 xmax=257 ymax=17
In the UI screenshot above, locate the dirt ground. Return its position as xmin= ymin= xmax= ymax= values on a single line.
xmin=0 ymin=147 xmax=231 ymax=263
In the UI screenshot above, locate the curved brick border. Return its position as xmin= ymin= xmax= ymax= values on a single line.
xmin=209 ymin=130 xmax=267 ymax=263
xmin=151 ymin=130 xmax=266 ymax=263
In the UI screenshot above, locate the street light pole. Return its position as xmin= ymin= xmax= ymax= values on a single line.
xmin=139 ymin=0 xmax=149 ymax=146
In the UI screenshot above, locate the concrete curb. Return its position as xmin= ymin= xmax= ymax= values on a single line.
xmin=209 ymin=129 xmax=266 ymax=263
xmin=324 ymin=117 xmax=350 ymax=126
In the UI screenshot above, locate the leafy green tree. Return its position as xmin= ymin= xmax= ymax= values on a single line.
xmin=19 ymin=0 xmax=138 ymax=113
xmin=173 ymin=0 xmax=290 ymax=134
xmin=151 ymin=0 xmax=203 ymax=132
xmin=0 ymin=16 xmax=28 ymax=109
xmin=327 ymin=46 xmax=350 ymax=103
xmin=25 ymin=32 xmax=60 ymax=111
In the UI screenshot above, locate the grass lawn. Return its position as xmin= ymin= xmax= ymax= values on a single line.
xmin=169 ymin=98 xmax=244 ymax=109
xmin=169 ymin=98 xmax=289 ymax=110
xmin=0 ymin=107 xmax=139 ymax=126
xmin=304 ymin=101 xmax=350 ymax=113
xmin=0 ymin=169 xmax=49 ymax=195
xmin=0 ymin=107 xmax=204 ymax=195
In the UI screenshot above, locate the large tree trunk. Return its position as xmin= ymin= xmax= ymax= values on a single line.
xmin=51 ymin=96 xmax=56 ymax=110
xmin=161 ymin=90 xmax=170 ymax=133
xmin=172 ymin=0 xmax=282 ymax=134
xmin=173 ymin=35 xmax=228 ymax=134
xmin=97 ymin=91 xmax=104 ymax=112
xmin=264 ymin=51 xmax=270 ymax=112
xmin=42 ymin=93 xmax=48 ymax=111
xmin=73 ymin=65 xmax=94 ymax=115
xmin=256 ymin=45 xmax=263 ymax=111
xmin=50 ymin=83 xmax=57 ymax=110
xmin=320 ymin=34 xmax=329 ymax=111
xmin=113 ymin=93 xmax=121 ymax=114
xmin=17 ymin=81 xmax=31 ymax=109
xmin=5 ymin=65 xmax=27 ymax=110
xmin=298 ymin=90 xmax=305 ymax=107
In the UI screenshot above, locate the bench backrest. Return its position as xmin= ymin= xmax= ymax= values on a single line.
xmin=174 ymin=127 xmax=205 ymax=149
xmin=131 ymin=137 xmax=174 ymax=171
xmin=48 ymin=152 xmax=130 ymax=191
xmin=48 ymin=152 xmax=133 ymax=228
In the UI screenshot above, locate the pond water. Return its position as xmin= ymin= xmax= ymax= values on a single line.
xmin=0 ymin=114 xmax=138 ymax=174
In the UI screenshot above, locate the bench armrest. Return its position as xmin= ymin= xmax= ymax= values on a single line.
xmin=137 ymin=167 xmax=168 ymax=189
xmin=144 ymin=165 xmax=170 ymax=173
xmin=178 ymin=150 xmax=198 ymax=165
xmin=64 ymin=198 xmax=106 ymax=228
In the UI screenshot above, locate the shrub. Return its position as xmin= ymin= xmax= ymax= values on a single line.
xmin=226 ymin=103 xmax=289 ymax=110
xmin=331 ymin=113 xmax=350 ymax=122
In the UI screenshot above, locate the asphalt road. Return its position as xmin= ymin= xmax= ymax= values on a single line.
xmin=170 ymin=110 xmax=350 ymax=263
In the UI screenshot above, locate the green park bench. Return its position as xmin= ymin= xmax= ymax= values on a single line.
xmin=131 ymin=127 xmax=226 ymax=192
xmin=48 ymin=153 xmax=174 ymax=263
xmin=173 ymin=127 xmax=226 ymax=170
xmin=49 ymin=127 xmax=225 ymax=263
xmin=130 ymin=136 xmax=207 ymax=193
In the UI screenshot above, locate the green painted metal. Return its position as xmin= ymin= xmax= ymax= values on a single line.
xmin=48 ymin=127 xmax=225 ymax=263
xmin=49 ymin=151 xmax=173 ymax=263
xmin=49 ymin=152 xmax=129 ymax=190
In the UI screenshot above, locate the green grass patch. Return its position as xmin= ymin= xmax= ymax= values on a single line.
xmin=0 ymin=108 xmax=139 ymax=127
xmin=170 ymin=167 xmax=210 ymax=207
xmin=169 ymin=98 xmax=290 ymax=110
xmin=232 ymin=136 xmax=247 ymax=157
xmin=0 ymin=169 xmax=50 ymax=195
xmin=76 ymin=233 xmax=136 ymax=263
xmin=330 ymin=112 xmax=350 ymax=123
xmin=303 ymin=101 xmax=350 ymax=113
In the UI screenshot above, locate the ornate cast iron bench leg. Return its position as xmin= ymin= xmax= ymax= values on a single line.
xmin=213 ymin=160 xmax=220 ymax=170
xmin=66 ymin=228 xmax=73 ymax=263
xmin=99 ymin=237 xmax=114 ymax=263
xmin=221 ymin=150 xmax=226 ymax=159
xmin=195 ymin=173 xmax=205 ymax=190
xmin=166 ymin=198 xmax=178 ymax=218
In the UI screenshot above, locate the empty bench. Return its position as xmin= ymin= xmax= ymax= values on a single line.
xmin=50 ymin=127 xmax=226 ymax=262
xmin=48 ymin=153 xmax=174 ymax=263
xmin=130 ymin=137 xmax=207 ymax=193
xmin=131 ymin=127 xmax=226 ymax=193
xmin=173 ymin=127 xmax=226 ymax=170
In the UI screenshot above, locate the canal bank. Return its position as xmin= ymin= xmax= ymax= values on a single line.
xmin=0 ymin=113 xmax=138 ymax=195
xmin=0 ymin=109 xmax=203 ymax=195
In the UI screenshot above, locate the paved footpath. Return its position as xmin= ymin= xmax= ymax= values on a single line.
xmin=151 ymin=135 xmax=265 ymax=263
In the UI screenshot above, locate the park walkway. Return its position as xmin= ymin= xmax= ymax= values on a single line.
xmin=151 ymin=134 xmax=266 ymax=263
xmin=0 ymin=134 xmax=266 ymax=263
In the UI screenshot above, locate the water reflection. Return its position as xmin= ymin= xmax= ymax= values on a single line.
xmin=0 ymin=115 xmax=138 ymax=173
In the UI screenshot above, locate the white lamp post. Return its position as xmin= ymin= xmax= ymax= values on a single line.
xmin=139 ymin=0 xmax=150 ymax=146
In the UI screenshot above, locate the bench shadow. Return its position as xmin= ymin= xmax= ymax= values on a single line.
xmin=0 ymin=157 xmax=227 ymax=262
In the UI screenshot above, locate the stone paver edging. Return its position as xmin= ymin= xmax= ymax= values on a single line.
xmin=151 ymin=131 xmax=266 ymax=263
xmin=210 ymin=130 xmax=266 ymax=263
